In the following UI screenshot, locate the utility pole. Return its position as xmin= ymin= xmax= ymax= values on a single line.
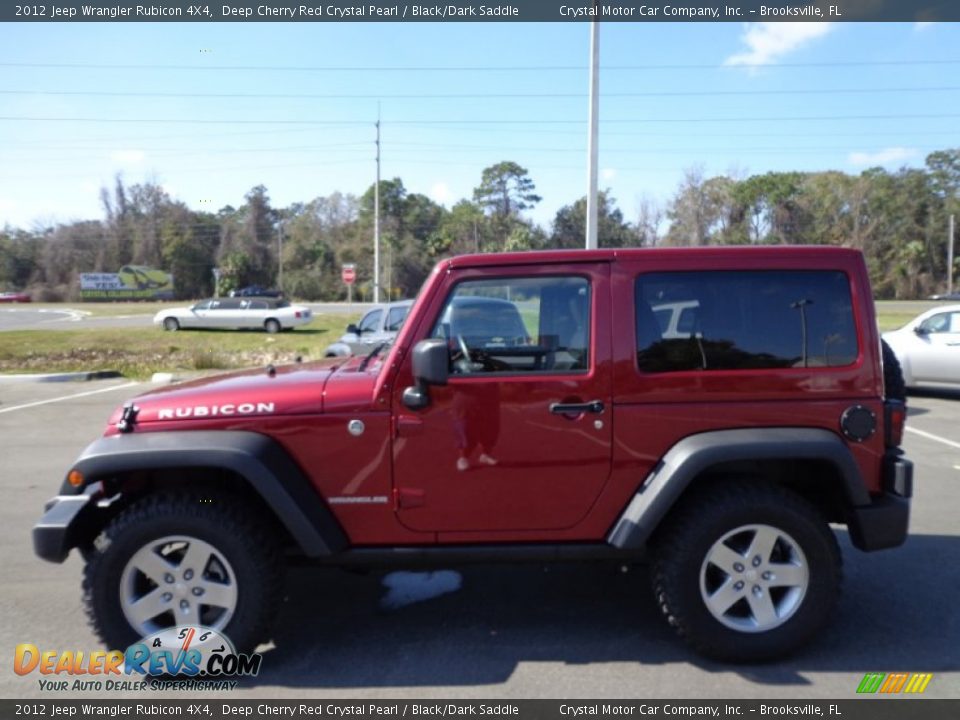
xmin=585 ymin=18 xmax=600 ymax=250
xmin=373 ymin=109 xmax=381 ymax=304
xmin=277 ymin=222 xmax=283 ymax=293
xmin=949 ymin=214 xmax=955 ymax=296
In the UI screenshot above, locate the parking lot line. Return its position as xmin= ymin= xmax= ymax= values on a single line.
xmin=0 ymin=381 xmax=139 ymax=415
xmin=905 ymin=426 xmax=960 ymax=451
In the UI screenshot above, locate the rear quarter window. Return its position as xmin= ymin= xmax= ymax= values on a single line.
xmin=635 ymin=270 xmax=858 ymax=373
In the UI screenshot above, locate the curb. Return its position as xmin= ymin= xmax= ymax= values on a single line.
xmin=0 ymin=370 xmax=124 ymax=384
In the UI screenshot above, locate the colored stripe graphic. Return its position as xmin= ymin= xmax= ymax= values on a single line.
xmin=857 ymin=673 xmax=885 ymax=694
xmin=880 ymin=672 xmax=908 ymax=693
xmin=905 ymin=674 xmax=934 ymax=694
xmin=857 ymin=672 xmax=933 ymax=694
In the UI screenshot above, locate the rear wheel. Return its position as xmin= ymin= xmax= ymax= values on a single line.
xmin=162 ymin=317 xmax=179 ymax=332
xmin=82 ymin=492 xmax=282 ymax=653
xmin=264 ymin=319 xmax=281 ymax=334
xmin=652 ymin=482 xmax=840 ymax=662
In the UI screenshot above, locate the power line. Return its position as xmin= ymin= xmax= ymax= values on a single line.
xmin=3 ymin=113 xmax=960 ymax=125
xmin=2 ymin=59 xmax=959 ymax=72
xmin=3 ymin=86 xmax=960 ymax=99
xmin=13 ymin=129 xmax=960 ymax=150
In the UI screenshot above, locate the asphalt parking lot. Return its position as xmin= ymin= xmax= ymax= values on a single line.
xmin=1 ymin=380 xmax=958 ymax=700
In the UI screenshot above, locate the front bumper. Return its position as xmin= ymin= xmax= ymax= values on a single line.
xmin=32 ymin=487 xmax=98 ymax=563
xmin=847 ymin=454 xmax=913 ymax=552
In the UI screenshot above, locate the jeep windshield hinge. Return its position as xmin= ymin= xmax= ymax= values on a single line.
xmin=116 ymin=403 xmax=139 ymax=434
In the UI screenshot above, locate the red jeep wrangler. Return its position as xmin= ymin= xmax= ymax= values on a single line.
xmin=34 ymin=247 xmax=912 ymax=661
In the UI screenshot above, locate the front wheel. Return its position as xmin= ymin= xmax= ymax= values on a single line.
xmin=652 ymin=482 xmax=840 ymax=662
xmin=264 ymin=319 xmax=281 ymax=334
xmin=162 ymin=317 xmax=179 ymax=332
xmin=82 ymin=493 xmax=282 ymax=653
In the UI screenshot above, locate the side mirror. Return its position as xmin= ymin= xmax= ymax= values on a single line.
xmin=914 ymin=326 xmax=929 ymax=336
xmin=402 ymin=338 xmax=450 ymax=410
xmin=346 ymin=323 xmax=360 ymax=335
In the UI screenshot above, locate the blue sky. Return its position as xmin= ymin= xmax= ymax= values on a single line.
xmin=0 ymin=20 xmax=957 ymax=230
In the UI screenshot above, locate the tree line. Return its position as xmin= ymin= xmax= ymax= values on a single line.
xmin=1 ymin=150 xmax=957 ymax=301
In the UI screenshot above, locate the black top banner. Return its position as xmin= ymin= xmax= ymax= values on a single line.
xmin=3 ymin=0 xmax=958 ymax=22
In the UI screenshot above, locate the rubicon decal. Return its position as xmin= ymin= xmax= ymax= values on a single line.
xmin=157 ymin=402 xmax=275 ymax=419
xmin=856 ymin=672 xmax=933 ymax=694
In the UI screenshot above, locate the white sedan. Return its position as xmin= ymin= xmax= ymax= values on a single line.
xmin=154 ymin=297 xmax=313 ymax=334
xmin=882 ymin=304 xmax=960 ymax=388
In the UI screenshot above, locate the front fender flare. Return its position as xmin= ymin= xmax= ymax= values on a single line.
xmin=53 ymin=430 xmax=347 ymax=558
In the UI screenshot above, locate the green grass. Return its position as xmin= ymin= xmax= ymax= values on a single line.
xmin=0 ymin=315 xmax=359 ymax=379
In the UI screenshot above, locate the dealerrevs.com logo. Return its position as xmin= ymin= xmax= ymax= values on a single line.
xmin=14 ymin=625 xmax=262 ymax=692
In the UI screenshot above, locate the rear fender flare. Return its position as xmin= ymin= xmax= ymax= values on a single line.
xmin=607 ymin=428 xmax=870 ymax=550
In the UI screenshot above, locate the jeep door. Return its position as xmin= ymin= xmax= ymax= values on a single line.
xmin=391 ymin=263 xmax=613 ymax=534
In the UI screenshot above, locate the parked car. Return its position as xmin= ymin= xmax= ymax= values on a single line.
xmin=882 ymin=304 xmax=960 ymax=388
xmin=323 ymin=300 xmax=413 ymax=357
xmin=153 ymin=297 xmax=312 ymax=333
xmin=929 ymin=292 xmax=960 ymax=301
xmin=231 ymin=285 xmax=283 ymax=298
xmin=0 ymin=291 xmax=30 ymax=303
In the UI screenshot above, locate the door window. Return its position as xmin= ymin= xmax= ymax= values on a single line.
xmin=386 ymin=305 xmax=409 ymax=332
xmin=635 ymin=270 xmax=857 ymax=372
xmin=919 ymin=312 xmax=960 ymax=334
xmin=431 ymin=276 xmax=590 ymax=374
xmin=359 ymin=310 xmax=382 ymax=334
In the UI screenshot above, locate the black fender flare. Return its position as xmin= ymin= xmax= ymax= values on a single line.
xmin=55 ymin=430 xmax=347 ymax=557
xmin=607 ymin=427 xmax=871 ymax=550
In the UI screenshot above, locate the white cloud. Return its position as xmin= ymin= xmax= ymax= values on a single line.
xmin=0 ymin=197 xmax=16 ymax=216
xmin=725 ymin=22 xmax=835 ymax=67
xmin=848 ymin=147 xmax=919 ymax=166
xmin=429 ymin=182 xmax=452 ymax=204
xmin=110 ymin=149 xmax=145 ymax=164
xmin=601 ymin=168 xmax=617 ymax=181
xmin=79 ymin=180 xmax=99 ymax=194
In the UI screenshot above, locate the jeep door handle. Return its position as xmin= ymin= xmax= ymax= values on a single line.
xmin=549 ymin=400 xmax=605 ymax=415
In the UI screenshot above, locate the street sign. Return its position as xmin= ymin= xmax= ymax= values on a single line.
xmin=342 ymin=264 xmax=356 ymax=285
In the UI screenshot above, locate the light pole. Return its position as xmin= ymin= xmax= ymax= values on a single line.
xmin=373 ymin=112 xmax=381 ymax=303
xmin=585 ymin=18 xmax=600 ymax=250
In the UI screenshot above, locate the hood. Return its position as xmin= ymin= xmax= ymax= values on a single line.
xmin=105 ymin=358 xmax=384 ymax=430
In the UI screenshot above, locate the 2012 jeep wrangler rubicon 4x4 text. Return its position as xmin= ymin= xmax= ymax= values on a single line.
xmin=33 ymin=247 xmax=912 ymax=661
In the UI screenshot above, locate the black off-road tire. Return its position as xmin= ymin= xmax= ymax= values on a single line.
xmin=881 ymin=339 xmax=907 ymax=401
xmin=82 ymin=492 xmax=283 ymax=654
xmin=651 ymin=481 xmax=841 ymax=662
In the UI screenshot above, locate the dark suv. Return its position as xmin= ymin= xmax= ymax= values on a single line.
xmin=34 ymin=247 xmax=911 ymax=661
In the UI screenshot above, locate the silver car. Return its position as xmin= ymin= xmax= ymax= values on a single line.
xmin=154 ymin=297 xmax=313 ymax=334
xmin=882 ymin=304 xmax=960 ymax=388
xmin=323 ymin=300 xmax=413 ymax=357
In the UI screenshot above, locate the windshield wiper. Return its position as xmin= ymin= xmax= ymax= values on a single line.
xmin=358 ymin=341 xmax=391 ymax=371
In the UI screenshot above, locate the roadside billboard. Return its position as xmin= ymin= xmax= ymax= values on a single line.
xmin=79 ymin=266 xmax=175 ymax=300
